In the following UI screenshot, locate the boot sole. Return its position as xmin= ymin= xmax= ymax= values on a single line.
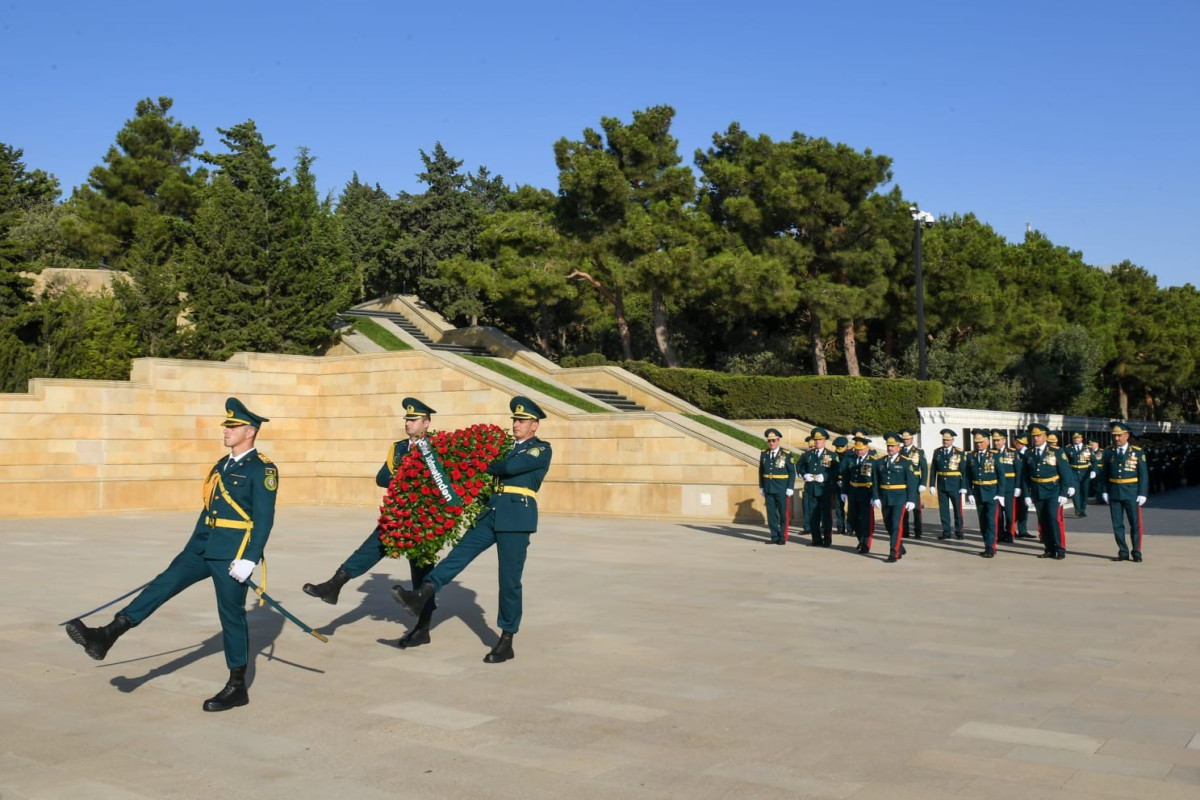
xmin=65 ymin=619 xmax=108 ymax=661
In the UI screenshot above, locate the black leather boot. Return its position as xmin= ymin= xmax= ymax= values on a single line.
xmin=302 ymin=568 xmax=351 ymax=605
xmin=483 ymin=631 xmax=515 ymax=664
xmin=65 ymin=613 xmax=131 ymax=661
xmin=391 ymin=581 xmax=434 ymax=617
xmin=397 ymin=610 xmax=433 ymax=649
xmin=203 ymin=667 xmax=249 ymax=712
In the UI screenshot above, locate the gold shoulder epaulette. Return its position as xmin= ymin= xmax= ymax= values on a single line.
xmin=257 ymin=453 xmax=273 ymax=464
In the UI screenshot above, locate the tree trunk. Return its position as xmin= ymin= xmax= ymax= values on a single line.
xmin=1117 ymin=382 xmax=1129 ymax=419
xmin=1144 ymin=385 xmax=1155 ymax=421
xmin=567 ymin=265 xmax=633 ymax=362
xmin=651 ymin=288 xmax=680 ymax=367
xmin=535 ymin=299 xmax=553 ymax=359
xmin=809 ymin=309 xmax=828 ymax=375
xmin=840 ymin=318 xmax=860 ymax=376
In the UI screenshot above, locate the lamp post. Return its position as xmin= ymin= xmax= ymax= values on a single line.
xmin=909 ymin=207 xmax=935 ymax=381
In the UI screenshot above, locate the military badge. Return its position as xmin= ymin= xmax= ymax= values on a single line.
xmin=264 ymin=467 xmax=278 ymax=492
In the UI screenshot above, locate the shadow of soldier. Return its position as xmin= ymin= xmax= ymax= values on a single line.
xmin=733 ymin=498 xmax=765 ymax=525
xmin=105 ymin=603 xmax=303 ymax=694
xmin=315 ymin=572 xmax=492 ymax=647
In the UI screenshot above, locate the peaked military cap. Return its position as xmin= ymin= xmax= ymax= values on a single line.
xmin=940 ymin=428 xmax=957 ymax=439
xmin=510 ymin=395 xmax=546 ymax=420
xmin=1015 ymin=433 xmax=1030 ymax=445
xmin=833 ymin=435 xmax=848 ymax=448
xmin=991 ymin=429 xmax=1007 ymax=440
xmin=1047 ymin=433 xmax=1059 ymax=445
xmin=1028 ymin=423 xmax=1049 ymax=436
xmin=223 ymin=397 xmax=268 ymax=428
xmin=850 ymin=427 xmax=869 ymax=438
xmin=764 ymin=428 xmax=782 ymax=440
xmin=1072 ymin=431 xmax=1084 ymax=440
xmin=810 ymin=427 xmax=829 ymax=441
xmin=883 ymin=432 xmax=902 ymax=446
xmin=853 ymin=434 xmax=872 ymax=446
xmin=899 ymin=428 xmax=915 ymax=439
xmin=1110 ymin=421 xmax=1132 ymax=435
xmin=402 ymin=397 xmax=436 ymax=419
xmin=972 ymin=430 xmax=990 ymax=443
xmin=1087 ymin=436 xmax=1100 ymax=446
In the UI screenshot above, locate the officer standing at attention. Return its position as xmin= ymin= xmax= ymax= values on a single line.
xmin=992 ymin=429 xmax=1021 ymax=543
xmin=1065 ymin=432 xmax=1093 ymax=517
xmin=832 ymin=436 xmax=850 ymax=536
xmin=966 ymin=430 xmax=1003 ymax=558
xmin=302 ymin=398 xmax=440 ymax=648
xmin=65 ymin=398 xmax=278 ymax=712
xmin=928 ymin=429 xmax=966 ymax=540
xmin=1012 ymin=433 xmax=1035 ymax=538
xmin=872 ymin=433 xmax=918 ymax=563
xmin=393 ymin=396 xmax=551 ymax=664
xmin=798 ymin=428 xmax=836 ymax=547
xmin=759 ymin=428 xmax=796 ymax=545
xmin=1087 ymin=436 xmax=1105 ymax=501
xmin=899 ymin=428 xmax=927 ymax=539
xmin=1022 ymin=423 xmax=1076 ymax=560
xmin=840 ymin=434 xmax=878 ymax=554
xmin=1097 ymin=421 xmax=1149 ymax=562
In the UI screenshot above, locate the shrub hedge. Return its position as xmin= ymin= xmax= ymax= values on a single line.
xmin=624 ymin=362 xmax=943 ymax=433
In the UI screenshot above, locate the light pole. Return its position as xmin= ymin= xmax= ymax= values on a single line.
xmin=909 ymin=207 xmax=935 ymax=381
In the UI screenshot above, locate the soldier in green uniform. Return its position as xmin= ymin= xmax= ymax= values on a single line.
xmin=1012 ymin=433 xmax=1035 ymax=539
xmin=928 ymin=429 xmax=966 ymax=540
xmin=840 ymin=434 xmax=878 ymax=554
xmin=965 ymin=430 xmax=1003 ymax=558
xmin=1097 ymin=421 xmax=1149 ymax=562
xmin=1064 ymin=432 xmax=1093 ymax=517
xmin=899 ymin=428 xmax=927 ymax=539
xmin=393 ymin=396 xmax=552 ymax=664
xmin=759 ymin=428 xmax=796 ymax=545
xmin=798 ymin=428 xmax=836 ymax=547
xmin=832 ymin=436 xmax=849 ymax=536
xmin=302 ymin=398 xmax=439 ymax=648
xmin=65 ymin=398 xmax=278 ymax=712
xmin=1087 ymin=436 xmax=1105 ymax=501
xmin=1021 ymin=423 xmax=1077 ymax=560
xmin=872 ymin=432 xmax=918 ymax=563
xmin=992 ymin=429 xmax=1021 ymax=543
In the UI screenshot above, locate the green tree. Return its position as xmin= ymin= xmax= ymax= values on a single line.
xmin=336 ymin=174 xmax=396 ymax=301
xmin=1017 ymin=325 xmax=1104 ymax=415
xmin=0 ymin=143 xmax=60 ymax=314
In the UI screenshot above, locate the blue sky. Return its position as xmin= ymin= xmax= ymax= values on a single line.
xmin=3 ymin=1 xmax=1196 ymax=287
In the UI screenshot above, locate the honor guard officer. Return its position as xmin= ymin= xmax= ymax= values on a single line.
xmin=1065 ymin=432 xmax=1093 ymax=517
xmin=899 ymin=428 xmax=927 ymax=539
xmin=65 ymin=398 xmax=278 ymax=712
xmin=966 ymin=430 xmax=1003 ymax=558
xmin=832 ymin=436 xmax=850 ymax=536
xmin=303 ymin=397 xmax=440 ymax=648
xmin=929 ymin=429 xmax=966 ymax=540
xmin=1012 ymin=434 xmax=1035 ymax=538
xmin=873 ymin=433 xmax=919 ymax=563
xmin=1022 ymin=423 xmax=1076 ymax=560
xmin=1087 ymin=437 xmax=1105 ymax=500
xmin=992 ymin=429 xmax=1021 ymax=543
xmin=759 ymin=428 xmax=796 ymax=545
xmin=1098 ymin=421 xmax=1149 ymax=562
xmin=840 ymin=435 xmax=878 ymax=554
xmin=393 ymin=396 xmax=552 ymax=664
xmin=798 ymin=428 xmax=836 ymax=547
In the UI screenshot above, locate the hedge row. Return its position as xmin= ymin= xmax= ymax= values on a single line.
xmin=623 ymin=362 xmax=943 ymax=433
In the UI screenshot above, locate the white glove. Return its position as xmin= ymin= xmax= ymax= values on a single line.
xmin=905 ymin=501 xmax=915 ymax=511
xmin=959 ymin=489 xmax=967 ymax=495
xmin=1136 ymin=495 xmax=1146 ymax=506
xmin=1089 ymin=471 xmax=1096 ymax=480
xmin=786 ymin=489 xmax=794 ymax=497
xmin=814 ymin=474 xmax=825 ymax=483
xmin=759 ymin=488 xmax=765 ymax=496
xmin=229 ymin=559 xmax=256 ymax=583
xmin=1025 ymin=497 xmax=1034 ymax=509
xmin=918 ymin=485 xmax=926 ymax=494
xmin=802 ymin=473 xmax=814 ymax=482
xmin=997 ymin=496 xmax=1005 ymax=507
xmin=840 ymin=494 xmax=848 ymax=503
xmin=967 ymin=495 xmax=975 ymax=505
xmin=1067 ymin=487 xmax=1076 ymax=498
xmin=872 ymin=499 xmax=882 ymax=509
xmin=1058 ymin=495 xmax=1069 ymax=507
xmin=1014 ymin=488 xmax=1022 ymax=497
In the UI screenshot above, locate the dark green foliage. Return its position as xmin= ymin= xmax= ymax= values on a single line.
xmin=626 ymin=361 xmax=942 ymax=432
xmin=560 ymin=353 xmax=609 ymax=368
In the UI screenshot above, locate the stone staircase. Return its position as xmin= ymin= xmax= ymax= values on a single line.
xmin=339 ymin=309 xmax=492 ymax=356
xmin=575 ymin=387 xmax=646 ymax=412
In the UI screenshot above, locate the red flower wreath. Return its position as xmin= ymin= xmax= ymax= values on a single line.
xmin=377 ymin=423 xmax=512 ymax=567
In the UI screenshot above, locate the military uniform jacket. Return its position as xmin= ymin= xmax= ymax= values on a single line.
xmin=1021 ymin=445 xmax=1076 ymax=501
xmin=797 ymin=448 xmax=836 ymax=496
xmin=376 ymin=440 xmax=414 ymax=488
xmin=994 ymin=446 xmax=1022 ymax=495
xmin=486 ymin=436 xmax=552 ymax=532
xmin=965 ymin=448 xmax=1002 ymax=502
xmin=873 ymin=455 xmax=918 ymax=507
xmin=1089 ymin=448 xmax=1106 ymax=477
xmin=901 ymin=445 xmax=928 ymax=487
xmin=759 ymin=448 xmax=796 ymax=495
xmin=190 ymin=450 xmax=278 ymax=562
xmin=840 ymin=451 xmax=877 ymax=499
xmin=1097 ymin=445 xmax=1148 ymax=501
xmin=1064 ymin=444 xmax=1093 ymax=476
xmin=929 ymin=446 xmax=965 ymax=492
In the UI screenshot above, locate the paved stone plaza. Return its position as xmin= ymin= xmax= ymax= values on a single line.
xmin=3 ymin=491 xmax=1200 ymax=799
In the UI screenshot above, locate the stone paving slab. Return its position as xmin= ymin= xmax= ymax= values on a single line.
xmin=2 ymin=488 xmax=1199 ymax=799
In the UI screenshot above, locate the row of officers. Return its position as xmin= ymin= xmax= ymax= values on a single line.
xmin=759 ymin=421 xmax=1150 ymax=564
